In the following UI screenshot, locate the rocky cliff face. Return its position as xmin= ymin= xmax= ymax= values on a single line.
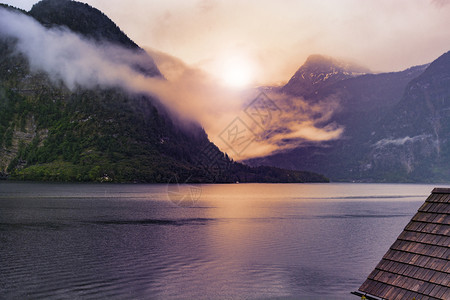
xmin=363 ymin=51 xmax=450 ymax=181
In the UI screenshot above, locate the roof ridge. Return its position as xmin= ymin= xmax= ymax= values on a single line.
xmin=355 ymin=188 xmax=450 ymax=299
xmin=432 ymin=187 xmax=450 ymax=194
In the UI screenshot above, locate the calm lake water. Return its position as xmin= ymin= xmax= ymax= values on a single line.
xmin=0 ymin=182 xmax=446 ymax=299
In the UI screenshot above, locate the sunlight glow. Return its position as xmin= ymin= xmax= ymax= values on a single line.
xmin=221 ymin=55 xmax=254 ymax=88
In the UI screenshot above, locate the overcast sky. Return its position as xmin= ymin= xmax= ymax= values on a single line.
xmin=3 ymin=0 xmax=450 ymax=85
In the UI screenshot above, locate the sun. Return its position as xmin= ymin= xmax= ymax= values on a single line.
xmin=221 ymin=56 xmax=254 ymax=88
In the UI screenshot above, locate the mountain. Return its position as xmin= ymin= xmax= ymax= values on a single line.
xmin=363 ymin=50 xmax=450 ymax=181
xmin=281 ymin=54 xmax=370 ymax=97
xmin=0 ymin=1 xmax=328 ymax=183
xmin=245 ymin=53 xmax=450 ymax=183
xmin=30 ymin=0 xmax=138 ymax=48
xmin=29 ymin=0 xmax=161 ymax=78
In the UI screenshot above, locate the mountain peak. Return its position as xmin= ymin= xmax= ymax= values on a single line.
xmin=304 ymin=54 xmax=335 ymax=66
xmin=30 ymin=0 xmax=137 ymax=48
xmin=282 ymin=54 xmax=369 ymax=97
xmin=303 ymin=54 xmax=369 ymax=73
xmin=29 ymin=0 xmax=161 ymax=77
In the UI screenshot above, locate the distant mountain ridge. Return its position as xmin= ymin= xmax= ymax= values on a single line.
xmin=246 ymin=52 xmax=450 ymax=182
xmin=0 ymin=0 xmax=328 ymax=183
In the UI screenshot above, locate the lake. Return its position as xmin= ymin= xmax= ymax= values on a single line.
xmin=0 ymin=182 xmax=445 ymax=299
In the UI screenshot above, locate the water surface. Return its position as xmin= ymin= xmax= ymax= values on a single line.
xmin=0 ymin=182 xmax=444 ymax=299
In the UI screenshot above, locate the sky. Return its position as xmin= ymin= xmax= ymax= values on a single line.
xmin=2 ymin=0 xmax=450 ymax=161
xmin=3 ymin=0 xmax=450 ymax=86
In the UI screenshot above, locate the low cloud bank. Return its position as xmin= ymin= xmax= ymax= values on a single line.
xmin=0 ymin=7 xmax=343 ymax=160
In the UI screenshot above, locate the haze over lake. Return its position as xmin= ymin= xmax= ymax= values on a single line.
xmin=0 ymin=182 xmax=443 ymax=299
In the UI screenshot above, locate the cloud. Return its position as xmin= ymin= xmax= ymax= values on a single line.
xmin=230 ymin=92 xmax=344 ymax=159
xmin=431 ymin=0 xmax=450 ymax=8
xmin=146 ymin=49 xmax=344 ymax=159
xmin=2 ymin=0 xmax=450 ymax=83
xmin=196 ymin=0 xmax=217 ymax=13
xmin=0 ymin=7 xmax=158 ymax=90
xmin=0 ymin=7 xmax=344 ymax=160
xmin=76 ymin=0 xmax=450 ymax=84
xmin=0 ymin=7 xmax=238 ymax=124
xmin=373 ymin=135 xmax=432 ymax=148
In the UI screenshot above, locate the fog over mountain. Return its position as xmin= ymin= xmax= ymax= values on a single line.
xmin=0 ymin=1 xmax=327 ymax=183
xmin=1 ymin=0 xmax=450 ymax=183
xmin=246 ymin=52 xmax=450 ymax=182
xmin=0 ymin=2 xmax=345 ymax=161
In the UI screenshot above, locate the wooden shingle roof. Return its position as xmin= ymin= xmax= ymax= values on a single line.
xmin=353 ymin=188 xmax=450 ymax=300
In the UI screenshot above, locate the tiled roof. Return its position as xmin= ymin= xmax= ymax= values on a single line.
xmin=354 ymin=188 xmax=450 ymax=300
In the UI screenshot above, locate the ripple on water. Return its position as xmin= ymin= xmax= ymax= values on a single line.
xmin=0 ymin=182 xmax=429 ymax=299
